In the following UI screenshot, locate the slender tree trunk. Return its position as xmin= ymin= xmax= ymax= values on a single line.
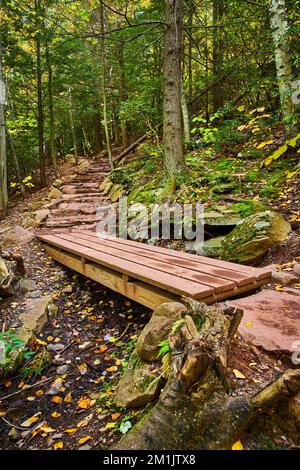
xmin=181 ymin=84 xmax=190 ymax=144
xmin=212 ymin=0 xmax=224 ymax=113
xmin=45 ymin=39 xmax=58 ymax=176
xmin=119 ymin=44 xmax=129 ymax=148
xmin=68 ymin=86 xmax=78 ymax=163
xmin=35 ymin=0 xmax=46 ymax=187
xmin=269 ymin=0 xmax=295 ymax=132
xmin=7 ymin=131 xmax=26 ymax=197
xmin=0 ymin=31 xmax=7 ymax=218
xmin=188 ymin=2 xmax=193 ymax=103
xmin=163 ymin=0 xmax=183 ymax=192
xmin=95 ymin=113 xmax=103 ymax=152
xmin=100 ymin=1 xmax=113 ymax=170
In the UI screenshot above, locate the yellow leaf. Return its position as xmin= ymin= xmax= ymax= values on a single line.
xmin=264 ymin=144 xmax=288 ymax=166
xmin=26 ymin=396 xmax=36 ymax=401
xmin=39 ymin=425 xmax=55 ymax=434
xmin=106 ymin=366 xmax=118 ymax=372
xmin=5 ymin=380 xmax=12 ymax=388
xmin=21 ymin=412 xmax=41 ymax=427
xmin=78 ymin=436 xmax=92 ymax=445
xmin=233 ymin=369 xmax=246 ymax=379
xmin=232 ymin=440 xmax=243 ymax=450
xmin=52 ymin=412 xmax=61 ymax=418
xmin=275 ymin=284 xmax=284 ymax=292
xmin=64 ymin=428 xmax=78 ymax=434
xmin=64 ymin=392 xmax=73 ymax=403
xmin=244 ymin=321 xmax=253 ymax=327
xmin=257 ymin=140 xmax=273 ymax=149
xmin=36 ymin=390 xmax=44 ymax=397
xmin=77 ymin=397 xmax=91 ymax=409
xmin=54 ymin=442 xmax=64 ymax=450
xmin=105 ymin=422 xmax=116 ymax=429
xmin=47 ymin=336 xmax=54 ymax=342
xmin=52 ymin=396 xmax=63 ymax=404
xmin=35 ymin=339 xmax=47 ymax=346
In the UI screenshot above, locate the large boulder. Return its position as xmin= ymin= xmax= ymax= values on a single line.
xmin=76 ymin=159 xmax=91 ymax=174
xmin=136 ymin=302 xmax=187 ymax=362
xmin=0 ymin=257 xmax=9 ymax=284
xmin=114 ymin=351 xmax=164 ymax=408
xmin=197 ymin=211 xmax=291 ymax=264
xmin=2 ymin=226 xmax=35 ymax=246
xmin=48 ymin=186 xmax=62 ymax=200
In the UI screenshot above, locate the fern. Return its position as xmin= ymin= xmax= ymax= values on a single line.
xmin=157 ymin=339 xmax=170 ymax=359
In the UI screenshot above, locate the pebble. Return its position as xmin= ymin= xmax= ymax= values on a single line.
xmin=47 ymin=343 xmax=65 ymax=352
xmin=27 ymin=290 xmax=42 ymax=299
xmin=56 ymin=365 xmax=69 ymax=375
xmin=61 ymin=286 xmax=73 ymax=293
xmin=52 ymin=433 xmax=63 ymax=439
xmin=293 ymin=264 xmax=300 ymax=276
xmin=79 ymin=444 xmax=92 ymax=450
xmin=53 ymin=355 xmax=65 ymax=366
xmin=8 ymin=428 xmax=21 ymax=441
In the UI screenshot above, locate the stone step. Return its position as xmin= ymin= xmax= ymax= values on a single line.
xmin=51 ymin=204 xmax=98 ymax=217
xmin=62 ymin=173 xmax=107 ymax=183
xmin=61 ymin=186 xmax=102 ymax=195
xmin=45 ymin=214 xmax=105 ymax=228
xmin=61 ymin=193 xmax=109 ymax=200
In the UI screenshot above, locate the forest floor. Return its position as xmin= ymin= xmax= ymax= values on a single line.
xmin=0 ymin=120 xmax=300 ymax=450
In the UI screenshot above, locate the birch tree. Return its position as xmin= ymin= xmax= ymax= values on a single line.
xmin=0 ymin=30 xmax=8 ymax=217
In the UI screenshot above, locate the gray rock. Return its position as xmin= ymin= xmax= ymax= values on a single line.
xmin=293 ymin=264 xmax=300 ymax=277
xmin=61 ymin=286 xmax=73 ymax=293
xmin=79 ymin=444 xmax=92 ymax=450
xmin=56 ymin=365 xmax=69 ymax=375
xmin=114 ymin=351 xmax=164 ymax=408
xmin=136 ymin=302 xmax=187 ymax=362
xmin=47 ymin=343 xmax=65 ymax=352
xmin=19 ymin=278 xmax=38 ymax=293
xmin=53 ymin=355 xmax=65 ymax=366
xmin=2 ymin=226 xmax=35 ymax=246
xmin=27 ymin=290 xmax=42 ymax=299
xmin=271 ymin=270 xmax=298 ymax=286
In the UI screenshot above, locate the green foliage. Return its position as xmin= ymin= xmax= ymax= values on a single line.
xmin=21 ymin=349 xmax=50 ymax=379
xmin=171 ymin=319 xmax=185 ymax=334
xmin=157 ymin=339 xmax=170 ymax=359
xmin=0 ymin=330 xmax=33 ymax=377
xmin=232 ymin=200 xmax=267 ymax=218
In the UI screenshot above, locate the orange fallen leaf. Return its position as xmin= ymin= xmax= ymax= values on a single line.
xmin=64 ymin=392 xmax=73 ymax=403
xmin=111 ymin=413 xmax=121 ymax=421
xmin=52 ymin=412 xmax=61 ymax=418
xmin=77 ymin=397 xmax=91 ymax=409
xmin=64 ymin=428 xmax=78 ymax=434
xmin=52 ymin=396 xmax=63 ymax=404
xmin=232 ymin=440 xmax=243 ymax=450
xmin=36 ymin=390 xmax=44 ymax=397
xmin=106 ymin=366 xmax=118 ymax=372
xmin=54 ymin=442 xmax=64 ymax=450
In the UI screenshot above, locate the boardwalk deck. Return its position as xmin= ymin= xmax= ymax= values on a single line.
xmin=39 ymin=231 xmax=272 ymax=310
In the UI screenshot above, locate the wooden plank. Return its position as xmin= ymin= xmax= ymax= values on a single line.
xmin=44 ymin=245 xmax=181 ymax=309
xmin=50 ymin=232 xmax=238 ymax=294
xmin=40 ymin=234 xmax=214 ymax=300
xmin=75 ymin=231 xmax=257 ymax=287
xmin=76 ymin=230 xmax=271 ymax=281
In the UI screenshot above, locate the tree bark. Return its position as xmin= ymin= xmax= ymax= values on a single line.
xmin=35 ymin=0 xmax=46 ymax=187
xmin=68 ymin=86 xmax=78 ymax=163
xmin=119 ymin=43 xmax=129 ymax=148
xmin=100 ymin=1 xmax=114 ymax=170
xmin=45 ymin=39 xmax=58 ymax=176
xmin=7 ymin=131 xmax=26 ymax=197
xmin=212 ymin=0 xmax=224 ymax=113
xmin=114 ymin=300 xmax=300 ymax=450
xmin=163 ymin=0 xmax=183 ymax=192
xmin=0 ymin=30 xmax=8 ymax=218
xmin=181 ymin=84 xmax=190 ymax=144
xmin=269 ymin=0 xmax=295 ymax=133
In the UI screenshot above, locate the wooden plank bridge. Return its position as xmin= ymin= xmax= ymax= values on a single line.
xmin=39 ymin=230 xmax=272 ymax=310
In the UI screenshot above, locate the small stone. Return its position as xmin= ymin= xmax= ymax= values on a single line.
xmin=19 ymin=278 xmax=38 ymax=293
xmin=293 ymin=264 xmax=300 ymax=277
xmin=79 ymin=444 xmax=92 ymax=450
xmin=27 ymin=290 xmax=42 ymax=299
xmin=8 ymin=428 xmax=21 ymax=441
xmin=46 ymin=378 xmax=64 ymax=396
xmin=47 ymin=343 xmax=65 ymax=352
xmin=56 ymin=365 xmax=69 ymax=375
xmin=53 ymin=355 xmax=65 ymax=366
xmin=52 ymin=433 xmax=63 ymax=439
xmin=78 ymin=341 xmax=91 ymax=351
xmin=271 ymin=270 xmax=298 ymax=286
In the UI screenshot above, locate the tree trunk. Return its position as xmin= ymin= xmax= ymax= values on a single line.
xmin=35 ymin=0 xmax=46 ymax=187
xmin=269 ymin=0 xmax=295 ymax=133
xmin=45 ymin=39 xmax=58 ymax=176
xmin=100 ymin=1 xmax=113 ymax=170
xmin=95 ymin=113 xmax=103 ymax=152
xmin=114 ymin=300 xmax=300 ymax=450
xmin=181 ymin=83 xmax=190 ymax=144
xmin=163 ymin=0 xmax=183 ymax=192
xmin=119 ymin=44 xmax=129 ymax=148
xmin=212 ymin=0 xmax=224 ymax=113
xmin=68 ymin=86 xmax=78 ymax=163
xmin=7 ymin=131 xmax=26 ymax=197
xmin=0 ymin=30 xmax=8 ymax=218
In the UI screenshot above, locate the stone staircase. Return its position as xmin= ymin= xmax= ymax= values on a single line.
xmin=42 ymin=157 xmax=111 ymax=230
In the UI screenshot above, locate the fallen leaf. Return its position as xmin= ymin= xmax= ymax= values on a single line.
xmin=21 ymin=412 xmax=41 ymax=428
xmin=26 ymin=396 xmax=36 ymax=401
xmin=64 ymin=428 xmax=78 ymax=434
xmin=233 ymin=369 xmax=246 ymax=379
xmin=77 ymin=413 xmax=93 ymax=428
xmin=105 ymin=422 xmax=116 ymax=430
xmin=36 ymin=390 xmax=44 ymax=397
xmin=232 ymin=440 xmax=243 ymax=450
xmin=77 ymin=397 xmax=91 ymax=409
xmin=54 ymin=442 xmax=64 ymax=450
xmin=119 ymin=421 xmax=132 ymax=434
xmin=111 ymin=413 xmax=121 ymax=421
xmin=47 ymin=336 xmax=54 ymax=342
xmin=52 ymin=412 xmax=61 ymax=418
xmin=4 ymin=380 xmax=12 ymax=388
xmin=64 ymin=392 xmax=73 ymax=403
xmin=244 ymin=321 xmax=253 ymax=327
xmin=77 ymin=364 xmax=87 ymax=375
xmin=52 ymin=396 xmax=63 ymax=404
xmin=106 ymin=366 xmax=118 ymax=372
xmin=78 ymin=436 xmax=92 ymax=445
